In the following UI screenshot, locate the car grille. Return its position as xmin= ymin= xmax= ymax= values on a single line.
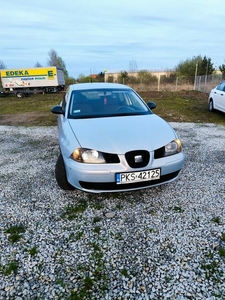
xmin=125 ymin=150 xmax=150 ymax=168
xmin=79 ymin=170 xmax=180 ymax=191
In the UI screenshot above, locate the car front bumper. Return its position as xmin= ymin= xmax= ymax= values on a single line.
xmin=64 ymin=152 xmax=185 ymax=193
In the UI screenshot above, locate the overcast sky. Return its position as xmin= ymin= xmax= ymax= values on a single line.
xmin=0 ymin=0 xmax=224 ymax=78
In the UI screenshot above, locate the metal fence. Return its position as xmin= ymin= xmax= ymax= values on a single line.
xmin=115 ymin=76 xmax=196 ymax=92
xmin=107 ymin=73 xmax=223 ymax=93
xmin=194 ymin=74 xmax=223 ymax=93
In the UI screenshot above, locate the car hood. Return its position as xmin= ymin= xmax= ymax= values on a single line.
xmin=68 ymin=114 xmax=177 ymax=154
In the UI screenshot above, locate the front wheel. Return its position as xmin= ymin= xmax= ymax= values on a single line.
xmin=208 ymin=99 xmax=214 ymax=112
xmin=55 ymin=154 xmax=75 ymax=190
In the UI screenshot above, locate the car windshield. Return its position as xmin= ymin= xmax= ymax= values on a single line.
xmin=68 ymin=88 xmax=151 ymax=119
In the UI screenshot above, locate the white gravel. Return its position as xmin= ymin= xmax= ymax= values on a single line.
xmin=0 ymin=123 xmax=225 ymax=299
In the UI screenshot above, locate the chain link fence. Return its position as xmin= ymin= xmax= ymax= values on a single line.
xmin=130 ymin=77 xmax=195 ymax=92
xmin=106 ymin=73 xmax=223 ymax=93
xmin=194 ymin=74 xmax=223 ymax=93
xmin=109 ymin=76 xmax=197 ymax=92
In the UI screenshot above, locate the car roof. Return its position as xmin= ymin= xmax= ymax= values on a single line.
xmin=69 ymin=82 xmax=132 ymax=91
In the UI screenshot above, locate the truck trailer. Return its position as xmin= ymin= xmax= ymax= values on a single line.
xmin=0 ymin=67 xmax=65 ymax=97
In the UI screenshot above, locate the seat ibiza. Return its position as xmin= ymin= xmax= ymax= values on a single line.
xmin=51 ymin=83 xmax=184 ymax=193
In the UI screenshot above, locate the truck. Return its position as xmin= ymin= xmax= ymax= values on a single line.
xmin=0 ymin=67 xmax=65 ymax=98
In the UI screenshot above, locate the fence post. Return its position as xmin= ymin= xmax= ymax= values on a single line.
xmin=175 ymin=77 xmax=178 ymax=91
xmin=194 ymin=62 xmax=198 ymax=90
xmin=158 ymin=75 xmax=160 ymax=91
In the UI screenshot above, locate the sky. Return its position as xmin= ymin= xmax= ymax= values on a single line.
xmin=0 ymin=0 xmax=224 ymax=78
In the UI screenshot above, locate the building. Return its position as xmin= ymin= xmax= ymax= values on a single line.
xmin=104 ymin=70 xmax=172 ymax=82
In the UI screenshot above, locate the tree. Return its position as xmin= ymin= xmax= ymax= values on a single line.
xmin=128 ymin=75 xmax=138 ymax=84
xmin=34 ymin=61 xmax=42 ymax=67
xmin=129 ymin=59 xmax=138 ymax=73
xmin=198 ymin=56 xmax=215 ymax=76
xmin=77 ymin=73 xmax=90 ymax=83
xmin=137 ymin=70 xmax=157 ymax=85
xmin=47 ymin=49 xmax=69 ymax=78
xmin=175 ymin=55 xmax=214 ymax=82
xmin=219 ymin=64 xmax=225 ymax=79
xmin=0 ymin=60 xmax=7 ymax=69
xmin=118 ymin=70 xmax=128 ymax=84
xmin=65 ymin=76 xmax=77 ymax=85
xmin=95 ymin=71 xmax=105 ymax=82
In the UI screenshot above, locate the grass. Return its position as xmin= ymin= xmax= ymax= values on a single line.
xmin=1 ymin=90 xmax=225 ymax=126
xmin=0 ymin=260 xmax=19 ymax=275
xmin=61 ymin=201 xmax=88 ymax=220
xmin=25 ymin=246 xmax=38 ymax=256
xmin=0 ymin=93 xmax=63 ymax=126
xmin=201 ymin=259 xmax=223 ymax=282
xmin=70 ymin=240 xmax=107 ymax=298
xmin=172 ymin=206 xmax=184 ymax=213
xmin=147 ymin=90 xmax=225 ymax=124
xmin=221 ymin=233 xmax=225 ymax=242
xmin=4 ymin=225 xmax=26 ymax=243
xmin=0 ymin=93 xmax=62 ymax=114
xmin=211 ymin=216 xmax=221 ymax=225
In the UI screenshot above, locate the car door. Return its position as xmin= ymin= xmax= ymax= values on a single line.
xmin=214 ymin=82 xmax=225 ymax=112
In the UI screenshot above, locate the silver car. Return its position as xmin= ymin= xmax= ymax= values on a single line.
xmin=208 ymin=81 xmax=225 ymax=113
xmin=51 ymin=83 xmax=184 ymax=193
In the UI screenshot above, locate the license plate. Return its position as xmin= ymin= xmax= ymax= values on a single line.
xmin=116 ymin=169 xmax=160 ymax=184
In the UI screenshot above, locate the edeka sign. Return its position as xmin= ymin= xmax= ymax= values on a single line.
xmin=6 ymin=70 xmax=29 ymax=76
xmin=1 ymin=67 xmax=57 ymax=78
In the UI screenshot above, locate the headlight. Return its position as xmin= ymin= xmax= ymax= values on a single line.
xmin=70 ymin=148 xmax=105 ymax=163
xmin=165 ymin=139 xmax=182 ymax=156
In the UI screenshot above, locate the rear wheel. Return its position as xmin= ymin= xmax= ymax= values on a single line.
xmin=208 ymin=99 xmax=214 ymax=111
xmin=55 ymin=154 xmax=75 ymax=190
xmin=16 ymin=92 xmax=24 ymax=98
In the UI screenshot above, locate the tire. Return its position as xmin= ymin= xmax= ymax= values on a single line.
xmin=208 ymin=99 xmax=214 ymax=112
xmin=16 ymin=92 xmax=24 ymax=98
xmin=55 ymin=154 xmax=75 ymax=190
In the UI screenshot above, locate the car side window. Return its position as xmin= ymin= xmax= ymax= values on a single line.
xmin=217 ymin=82 xmax=225 ymax=92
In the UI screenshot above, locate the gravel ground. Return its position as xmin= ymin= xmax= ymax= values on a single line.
xmin=0 ymin=123 xmax=225 ymax=300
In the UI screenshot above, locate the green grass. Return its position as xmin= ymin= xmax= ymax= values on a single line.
xmin=145 ymin=90 xmax=225 ymax=125
xmin=0 ymin=93 xmax=63 ymax=126
xmin=0 ymin=260 xmax=19 ymax=275
xmin=25 ymin=246 xmax=38 ymax=256
xmin=1 ymin=90 xmax=225 ymax=126
xmin=172 ymin=206 xmax=184 ymax=213
xmin=61 ymin=201 xmax=88 ymax=220
xmin=5 ymin=225 xmax=26 ymax=243
xmin=0 ymin=93 xmax=63 ymax=114
xmin=211 ymin=216 xmax=221 ymax=225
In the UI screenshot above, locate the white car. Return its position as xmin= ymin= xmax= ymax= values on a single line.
xmin=51 ymin=83 xmax=185 ymax=193
xmin=208 ymin=81 xmax=225 ymax=113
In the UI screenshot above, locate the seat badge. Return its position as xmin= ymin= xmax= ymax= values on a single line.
xmin=135 ymin=155 xmax=143 ymax=163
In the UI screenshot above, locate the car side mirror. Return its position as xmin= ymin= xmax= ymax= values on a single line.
xmin=147 ymin=101 xmax=157 ymax=110
xmin=51 ymin=105 xmax=65 ymax=115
